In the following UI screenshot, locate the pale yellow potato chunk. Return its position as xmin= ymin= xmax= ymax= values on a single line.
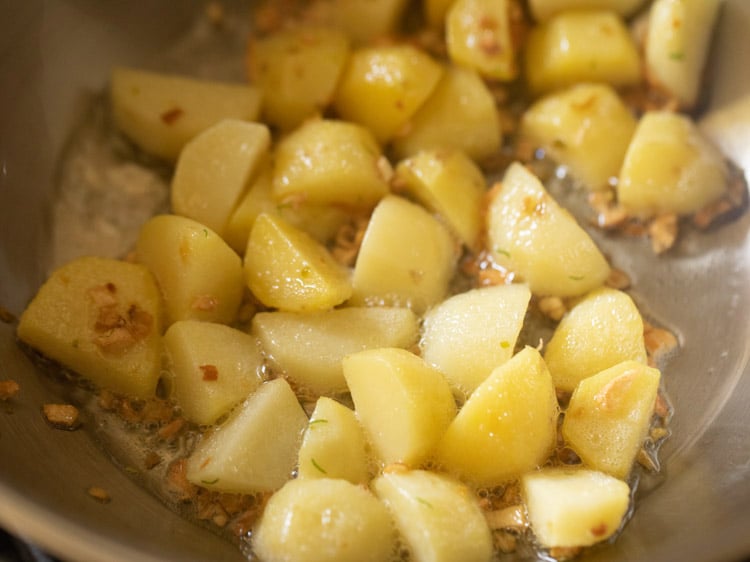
xmin=394 ymin=149 xmax=485 ymax=249
xmin=645 ymin=0 xmax=722 ymax=109
xmin=617 ymin=111 xmax=729 ymax=217
xmin=486 ymin=162 xmax=610 ymax=297
xmin=110 ymin=67 xmax=261 ymax=162
xmin=543 ymin=287 xmax=648 ymax=392
xmin=272 ymin=119 xmax=390 ymax=209
xmin=224 ymin=166 xmax=350 ymax=254
xmin=520 ymin=83 xmax=637 ymax=190
xmin=343 ymin=348 xmax=456 ymax=467
xmin=251 ymin=307 xmax=419 ymax=395
xmin=563 ymin=361 xmax=661 ymax=479
xmin=244 ymin=213 xmax=352 ymax=312
xmin=135 ymin=214 xmax=244 ymax=326
xmin=186 ymin=378 xmax=307 ymax=493
xmin=17 ymin=257 xmax=162 ymax=399
xmin=350 ymin=195 xmax=458 ymax=314
xmin=373 ymin=470 xmax=493 ymax=562
xmin=436 ymin=346 xmax=558 ymax=486
xmin=420 ymin=284 xmax=531 ymax=399
xmin=524 ymin=10 xmax=641 ymax=96
xmin=522 ymin=467 xmax=630 ymax=548
xmin=297 ymin=397 xmax=369 ymax=483
xmin=334 ymin=45 xmax=443 ymax=143
xmin=171 ymin=119 xmax=270 ymax=237
xmin=391 ymin=65 xmax=501 ymax=163
xmin=446 ymin=0 xmax=518 ymax=81
xmin=253 ymin=478 xmax=394 ymax=562
xmin=528 ymin=0 xmax=647 ymax=21
xmin=313 ymin=0 xmax=410 ymax=44
xmin=249 ymin=27 xmax=350 ymax=131
xmin=163 ymin=320 xmax=264 ymax=426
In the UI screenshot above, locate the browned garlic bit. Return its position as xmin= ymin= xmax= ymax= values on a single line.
xmin=42 ymin=403 xmax=80 ymax=430
xmin=0 ymin=380 xmax=20 ymax=401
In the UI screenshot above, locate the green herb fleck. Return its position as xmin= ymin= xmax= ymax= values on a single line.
xmin=311 ymin=458 xmax=327 ymax=474
xmin=124 ymin=466 xmax=139 ymax=475
xmin=500 ymin=340 xmax=511 ymax=349
xmin=494 ymin=247 xmax=511 ymax=258
xmin=201 ymin=478 xmax=220 ymax=485
xmin=416 ymin=497 xmax=433 ymax=508
xmin=202 ymin=228 xmax=209 ymax=238
xmin=568 ymin=274 xmax=585 ymax=281
xmin=669 ymin=51 xmax=684 ymax=61
xmin=309 ymin=418 xmax=329 ymax=426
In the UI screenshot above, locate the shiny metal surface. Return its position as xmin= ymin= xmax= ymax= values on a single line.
xmin=1 ymin=1 xmax=749 ymax=561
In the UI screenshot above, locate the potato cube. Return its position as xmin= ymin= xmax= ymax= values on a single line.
xmin=372 ymin=470 xmax=493 ymax=562
xmin=135 ymin=214 xmax=244 ymax=325
xmin=522 ymin=467 xmax=630 ymax=548
xmin=163 ymin=320 xmax=264 ymax=426
xmin=435 ymin=346 xmax=558 ymax=486
xmin=186 ymin=378 xmax=307 ymax=493
xmin=524 ymin=10 xmax=641 ymax=96
xmin=17 ymin=257 xmax=163 ymax=399
xmin=617 ymin=111 xmax=729 ymax=217
xmin=391 ymin=65 xmax=501 ymax=163
xmin=486 ymin=162 xmax=610 ymax=297
xmin=645 ymin=0 xmax=722 ymax=109
xmin=420 ymin=284 xmax=531 ymax=399
xmin=244 ymin=213 xmax=352 ymax=312
xmin=343 ymin=348 xmax=456 ymax=467
xmin=297 ymin=397 xmax=369 ymax=483
xmin=543 ymin=288 xmax=647 ymax=392
xmin=171 ymin=119 xmax=270 ymax=237
xmin=350 ymin=195 xmax=458 ymax=314
xmin=393 ymin=149 xmax=486 ymax=249
xmin=334 ymin=45 xmax=443 ymax=143
xmin=272 ymin=119 xmax=390 ymax=209
xmin=528 ymin=0 xmax=647 ymax=21
xmin=520 ymin=83 xmax=637 ymax=190
xmin=224 ymin=166 xmax=350 ymax=254
xmin=252 ymin=307 xmax=419 ymax=396
xmin=446 ymin=0 xmax=519 ymax=81
xmin=563 ymin=361 xmax=661 ymax=479
xmin=249 ymin=26 xmax=350 ymax=131
xmin=253 ymin=478 xmax=394 ymax=562
xmin=322 ymin=0 xmax=410 ymax=44
xmin=110 ymin=67 xmax=261 ymax=161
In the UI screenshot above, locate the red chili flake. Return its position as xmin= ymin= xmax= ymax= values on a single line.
xmin=161 ymin=107 xmax=184 ymax=125
xmin=200 ymin=364 xmax=219 ymax=381
xmin=590 ymin=523 xmax=608 ymax=537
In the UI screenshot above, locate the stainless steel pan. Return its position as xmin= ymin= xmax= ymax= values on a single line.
xmin=1 ymin=1 xmax=749 ymax=561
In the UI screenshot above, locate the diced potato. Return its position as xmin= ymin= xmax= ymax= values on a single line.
xmin=17 ymin=257 xmax=162 ymax=399
xmin=486 ymin=162 xmax=610 ymax=297
xmin=252 ymin=478 xmax=394 ymax=562
xmin=446 ymin=0 xmax=519 ymax=81
xmin=249 ymin=26 xmax=350 ymax=131
xmin=272 ymin=119 xmax=390 ymax=209
xmin=520 ymin=83 xmax=637 ymax=190
xmin=313 ymin=0 xmax=410 ymax=44
xmin=617 ymin=111 xmax=729 ymax=217
xmin=528 ymin=0 xmax=647 ymax=21
xmin=110 ymin=67 xmax=261 ymax=161
xmin=522 ymin=467 xmax=630 ymax=548
xmin=420 ymin=284 xmax=531 ymax=399
xmin=435 ymin=346 xmax=558 ymax=486
xmin=393 ymin=149 xmax=485 ymax=249
xmin=244 ymin=213 xmax=352 ymax=312
xmin=342 ymin=348 xmax=456 ymax=467
xmin=186 ymin=378 xmax=307 ymax=493
xmin=563 ymin=361 xmax=661 ymax=479
xmin=171 ymin=120 xmax=270 ymax=237
xmin=391 ymin=65 xmax=501 ymax=163
xmin=350 ymin=195 xmax=458 ymax=314
xmin=645 ymin=0 xmax=722 ymax=109
xmin=373 ymin=470 xmax=493 ymax=562
xmin=252 ymin=307 xmax=419 ymax=395
xmin=524 ymin=10 xmax=641 ymax=96
xmin=163 ymin=320 xmax=264 ymax=426
xmin=423 ymin=0 xmax=455 ymax=27
xmin=543 ymin=288 xmax=647 ymax=392
xmin=297 ymin=397 xmax=369 ymax=483
xmin=135 ymin=214 xmax=244 ymax=325
xmin=334 ymin=45 xmax=443 ymax=143
xmin=224 ymin=166 xmax=350 ymax=254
